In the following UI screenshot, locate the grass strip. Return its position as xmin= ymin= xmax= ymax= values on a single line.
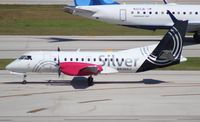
xmin=160 ymin=57 xmax=200 ymax=70
xmin=0 ymin=59 xmax=14 ymax=70
xmin=0 ymin=5 xmax=166 ymax=35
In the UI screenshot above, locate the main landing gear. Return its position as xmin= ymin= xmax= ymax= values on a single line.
xmin=87 ymin=76 xmax=94 ymax=86
xmin=193 ymin=32 xmax=200 ymax=43
xmin=22 ymin=74 xmax=27 ymax=84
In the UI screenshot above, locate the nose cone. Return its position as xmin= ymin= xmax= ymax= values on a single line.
xmin=6 ymin=61 xmax=21 ymax=72
xmin=6 ymin=63 xmax=14 ymax=71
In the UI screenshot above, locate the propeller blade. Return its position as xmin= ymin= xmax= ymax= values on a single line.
xmin=58 ymin=67 xmax=61 ymax=77
xmin=57 ymin=47 xmax=61 ymax=77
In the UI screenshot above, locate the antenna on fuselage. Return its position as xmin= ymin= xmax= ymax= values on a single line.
xmin=163 ymin=0 xmax=168 ymax=4
xmin=57 ymin=47 xmax=61 ymax=52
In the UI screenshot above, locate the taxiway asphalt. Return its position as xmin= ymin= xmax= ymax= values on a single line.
xmin=0 ymin=35 xmax=199 ymax=59
xmin=0 ymin=70 xmax=200 ymax=121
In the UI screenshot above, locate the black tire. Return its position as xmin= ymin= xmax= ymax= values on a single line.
xmin=22 ymin=80 xmax=27 ymax=84
xmin=88 ymin=77 xmax=94 ymax=86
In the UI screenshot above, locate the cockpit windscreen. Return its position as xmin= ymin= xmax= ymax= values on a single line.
xmin=18 ymin=55 xmax=32 ymax=60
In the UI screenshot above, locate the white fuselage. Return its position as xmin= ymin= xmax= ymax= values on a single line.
xmin=74 ymin=4 xmax=200 ymax=32
xmin=6 ymin=45 xmax=156 ymax=74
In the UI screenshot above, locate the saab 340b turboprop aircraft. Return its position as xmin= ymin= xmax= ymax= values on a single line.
xmin=6 ymin=12 xmax=188 ymax=86
xmin=65 ymin=0 xmax=200 ymax=43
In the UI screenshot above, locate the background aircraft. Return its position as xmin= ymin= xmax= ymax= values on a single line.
xmin=65 ymin=0 xmax=200 ymax=43
xmin=6 ymin=13 xmax=188 ymax=86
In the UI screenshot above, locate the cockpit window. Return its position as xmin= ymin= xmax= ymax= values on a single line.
xmin=18 ymin=55 xmax=32 ymax=60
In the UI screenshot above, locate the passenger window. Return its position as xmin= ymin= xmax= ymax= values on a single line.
xmin=177 ymin=12 xmax=180 ymax=14
xmin=88 ymin=58 xmax=90 ymax=61
xmin=94 ymin=58 xmax=96 ymax=62
xmin=183 ymin=12 xmax=186 ymax=15
xmin=64 ymin=58 xmax=67 ymax=61
xmin=81 ymin=58 xmax=84 ymax=61
xmin=131 ymin=11 xmax=134 ymax=14
xmin=149 ymin=11 xmax=152 ymax=14
xmin=143 ymin=12 xmax=146 ymax=14
xmin=70 ymin=58 xmax=73 ymax=61
xmin=155 ymin=12 xmax=158 ymax=14
xmin=76 ymin=58 xmax=78 ymax=61
xmin=195 ymin=12 xmax=198 ymax=15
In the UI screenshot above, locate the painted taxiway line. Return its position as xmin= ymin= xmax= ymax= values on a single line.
xmin=0 ymin=70 xmax=200 ymax=120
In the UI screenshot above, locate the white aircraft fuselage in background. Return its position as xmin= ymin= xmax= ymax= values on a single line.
xmin=65 ymin=4 xmax=200 ymax=42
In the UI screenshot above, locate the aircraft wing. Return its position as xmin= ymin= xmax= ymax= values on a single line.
xmin=60 ymin=62 xmax=102 ymax=76
xmin=64 ymin=6 xmax=96 ymax=16
xmin=188 ymin=21 xmax=200 ymax=32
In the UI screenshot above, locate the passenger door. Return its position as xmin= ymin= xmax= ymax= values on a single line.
xmin=120 ymin=9 xmax=127 ymax=21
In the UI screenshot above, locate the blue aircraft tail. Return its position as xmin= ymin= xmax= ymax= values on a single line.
xmin=74 ymin=0 xmax=119 ymax=6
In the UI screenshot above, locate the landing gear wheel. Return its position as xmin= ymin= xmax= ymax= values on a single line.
xmin=22 ymin=74 xmax=27 ymax=85
xmin=193 ymin=33 xmax=200 ymax=43
xmin=22 ymin=80 xmax=27 ymax=84
xmin=87 ymin=76 xmax=94 ymax=86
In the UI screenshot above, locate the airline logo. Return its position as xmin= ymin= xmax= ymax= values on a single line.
xmin=147 ymin=26 xmax=182 ymax=66
xmin=99 ymin=55 xmax=139 ymax=67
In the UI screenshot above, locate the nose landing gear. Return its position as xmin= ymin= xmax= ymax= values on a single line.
xmin=22 ymin=74 xmax=27 ymax=84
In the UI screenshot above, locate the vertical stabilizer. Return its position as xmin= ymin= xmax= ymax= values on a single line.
xmin=137 ymin=11 xmax=188 ymax=72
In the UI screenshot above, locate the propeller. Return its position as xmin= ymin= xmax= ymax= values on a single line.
xmin=57 ymin=47 xmax=61 ymax=77
xmin=57 ymin=47 xmax=61 ymax=52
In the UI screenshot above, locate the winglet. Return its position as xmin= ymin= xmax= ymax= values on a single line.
xmin=167 ymin=10 xmax=178 ymax=23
